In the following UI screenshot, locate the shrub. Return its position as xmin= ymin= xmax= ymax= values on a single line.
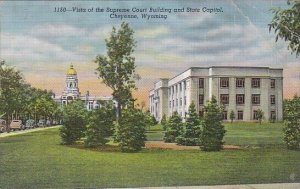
xmin=60 ymin=100 xmax=87 ymax=145
xmin=115 ymin=106 xmax=147 ymax=152
xmin=161 ymin=114 xmax=167 ymax=131
xmin=229 ymin=110 xmax=235 ymax=123
xmin=200 ymin=96 xmax=226 ymax=151
xmin=283 ymin=96 xmax=300 ymax=150
xmin=164 ymin=112 xmax=184 ymax=143
xmin=85 ymin=103 xmax=115 ymax=147
xmin=176 ymin=101 xmax=202 ymax=146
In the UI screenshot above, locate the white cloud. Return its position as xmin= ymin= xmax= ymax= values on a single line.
xmin=136 ymin=26 xmax=170 ymax=38
xmin=30 ymin=24 xmax=86 ymax=37
xmin=1 ymin=32 xmax=85 ymax=63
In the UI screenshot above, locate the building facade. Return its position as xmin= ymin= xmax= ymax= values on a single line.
xmin=149 ymin=66 xmax=283 ymax=122
xmin=54 ymin=64 xmax=113 ymax=110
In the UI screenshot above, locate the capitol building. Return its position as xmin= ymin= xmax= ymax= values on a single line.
xmin=53 ymin=64 xmax=113 ymax=110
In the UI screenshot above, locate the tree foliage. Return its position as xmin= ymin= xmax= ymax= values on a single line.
xmin=163 ymin=111 xmax=184 ymax=143
xmin=95 ymin=22 xmax=137 ymax=120
xmin=161 ymin=114 xmax=167 ymax=131
xmin=176 ymin=101 xmax=202 ymax=146
xmin=229 ymin=110 xmax=235 ymax=123
xmin=283 ymin=95 xmax=300 ymax=150
xmin=60 ymin=100 xmax=87 ymax=145
xmin=256 ymin=109 xmax=265 ymax=124
xmin=269 ymin=1 xmax=300 ymax=57
xmin=85 ymin=103 xmax=115 ymax=147
xmin=114 ymin=105 xmax=147 ymax=152
xmin=200 ymin=96 xmax=226 ymax=151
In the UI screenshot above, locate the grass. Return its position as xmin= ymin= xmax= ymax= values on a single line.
xmin=224 ymin=122 xmax=284 ymax=146
xmin=0 ymin=123 xmax=299 ymax=188
xmin=147 ymin=122 xmax=285 ymax=146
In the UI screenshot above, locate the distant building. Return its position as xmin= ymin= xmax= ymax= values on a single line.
xmin=149 ymin=66 xmax=283 ymax=122
xmin=54 ymin=64 xmax=113 ymax=110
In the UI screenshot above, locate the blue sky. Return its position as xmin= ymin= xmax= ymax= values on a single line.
xmin=0 ymin=0 xmax=299 ymax=104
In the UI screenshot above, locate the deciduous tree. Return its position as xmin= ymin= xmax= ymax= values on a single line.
xmin=95 ymin=22 xmax=137 ymax=120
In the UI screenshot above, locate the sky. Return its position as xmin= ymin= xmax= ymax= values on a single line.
xmin=0 ymin=0 xmax=299 ymax=107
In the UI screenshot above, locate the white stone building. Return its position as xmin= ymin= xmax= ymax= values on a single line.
xmin=149 ymin=66 xmax=283 ymax=122
xmin=53 ymin=64 xmax=113 ymax=110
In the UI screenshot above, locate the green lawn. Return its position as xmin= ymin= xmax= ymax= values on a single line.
xmin=224 ymin=122 xmax=284 ymax=146
xmin=147 ymin=122 xmax=285 ymax=146
xmin=0 ymin=123 xmax=299 ymax=188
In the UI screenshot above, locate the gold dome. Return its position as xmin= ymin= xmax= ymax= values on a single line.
xmin=67 ymin=64 xmax=77 ymax=75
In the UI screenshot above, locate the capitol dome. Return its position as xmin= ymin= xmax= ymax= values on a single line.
xmin=67 ymin=64 xmax=77 ymax=75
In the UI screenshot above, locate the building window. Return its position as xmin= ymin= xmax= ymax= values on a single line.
xmin=199 ymin=110 xmax=204 ymax=117
xmin=236 ymin=78 xmax=245 ymax=88
xmin=270 ymin=95 xmax=276 ymax=105
xmin=253 ymin=110 xmax=259 ymax=120
xmin=175 ymin=85 xmax=178 ymax=93
xmin=176 ymin=99 xmax=178 ymax=106
xmin=271 ymin=79 xmax=276 ymax=88
xmin=179 ymin=83 xmax=182 ymax=91
xmin=172 ymin=86 xmax=174 ymax=95
xmin=236 ymin=94 xmax=245 ymax=105
xmin=172 ymin=100 xmax=174 ymax=107
xmin=180 ymin=98 xmax=182 ymax=106
xmin=271 ymin=111 xmax=276 ymax=120
xmin=252 ymin=94 xmax=260 ymax=105
xmin=251 ymin=78 xmax=260 ymax=88
xmin=220 ymin=77 xmax=229 ymax=88
xmin=222 ymin=111 xmax=228 ymax=120
xmin=199 ymin=78 xmax=204 ymax=88
xmin=220 ymin=94 xmax=229 ymax=105
xmin=169 ymin=101 xmax=171 ymax=108
xmin=237 ymin=111 xmax=243 ymax=120
xmin=184 ymin=96 xmax=187 ymax=105
xmin=199 ymin=94 xmax=204 ymax=105
xmin=184 ymin=81 xmax=186 ymax=90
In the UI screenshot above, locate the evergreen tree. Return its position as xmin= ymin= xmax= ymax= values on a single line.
xmin=200 ymin=96 xmax=226 ymax=151
xmin=85 ymin=103 xmax=115 ymax=147
xmin=60 ymin=100 xmax=87 ymax=145
xmin=164 ymin=111 xmax=184 ymax=143
xmin=176 ymin=101 xmax=202 ymax=146
xmin=161 ymin=114 xmax=167 ymax=131
xmin=256 ymin=109 xmax=264 ymax=124
xmin=114 ymin=105 xmax=147 ymax=152
xmin=229 ymin=110 xmax=235 ymax=123
xmin=283 ymin=95 xmax=300 ymax=150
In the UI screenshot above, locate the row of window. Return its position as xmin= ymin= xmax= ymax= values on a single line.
xmin=198 ymin=78 xmax=276 ymax=89
xmin=221 ymin=110 xmax=276 ymax=120
xmin=198 ymin=94 xmax=276 ymax=105
xmin=169 ymin=96 xmax=187 ymax=108
xmin=169 ymin=81 xmax=187 ymax=96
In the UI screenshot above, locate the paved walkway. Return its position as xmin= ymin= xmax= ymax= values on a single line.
xmin=0 ymin=126 xmax=59 ymax=138
xmin=130 ymin=183 xmax=300 ymax=189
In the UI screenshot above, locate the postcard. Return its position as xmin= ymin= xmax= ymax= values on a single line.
xmin=0 ymin=0 xmax=299 ymax=188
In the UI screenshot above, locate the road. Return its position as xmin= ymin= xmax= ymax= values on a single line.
xmin=0 ymin=126 xmax=60 ymax=138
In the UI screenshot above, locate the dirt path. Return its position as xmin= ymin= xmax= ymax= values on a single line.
xmin=145 ymin=141 xmax=240 ymax=150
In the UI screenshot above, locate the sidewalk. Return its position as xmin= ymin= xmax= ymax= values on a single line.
xmin=131 ymin=183 xmax=300 ymax=189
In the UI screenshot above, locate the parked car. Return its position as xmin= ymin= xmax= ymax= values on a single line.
xmin=9 ymin=120 xmax=24 ymax=131
xmin=0 ymin=119 xmax=7 ymax=133
xmin=37 ymin=119 xmax=46 ymax=127
xmin=25 ymin=119 xmax=36 ymax=129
